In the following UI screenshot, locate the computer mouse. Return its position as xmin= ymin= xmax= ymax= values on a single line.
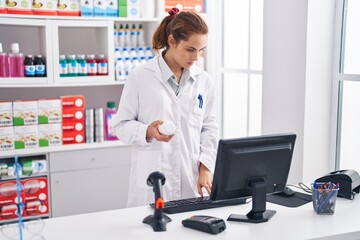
xmin=280 ymin=186 xmax=296 ymax=197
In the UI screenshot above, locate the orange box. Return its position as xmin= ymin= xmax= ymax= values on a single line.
xmin=61 ymin=95 xmax=85 ymax=109
xmin=165 ymin=0 xmax=204 ymax=13
xmin=62 ymin=131 xmax=84 ymax=144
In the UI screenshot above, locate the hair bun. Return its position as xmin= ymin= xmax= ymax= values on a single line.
xmin=168 ymin=7 xmax=179 ymax=20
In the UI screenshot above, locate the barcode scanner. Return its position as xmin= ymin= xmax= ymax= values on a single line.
xmin=143 ymin=171 xmax=172 ymax=231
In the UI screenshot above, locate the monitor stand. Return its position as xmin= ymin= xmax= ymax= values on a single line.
xmin=228 ymin=180 xmax=276 ymax=223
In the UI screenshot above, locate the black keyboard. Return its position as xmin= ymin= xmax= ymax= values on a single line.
xmin=150 ymin=196 xmax=247 ymax=214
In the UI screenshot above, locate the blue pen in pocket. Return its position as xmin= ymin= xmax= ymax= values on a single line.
xmin=197 ymin=94 xmax=203 ymax=109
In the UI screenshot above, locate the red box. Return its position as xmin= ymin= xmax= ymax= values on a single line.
xmin=61 ymin=95 xmax=85 ymax=109
xmin=24 ymin=200 xmax=49 ymax=217
xmin=0 ymin=180 xmax=25 ymax=206
xmin=22 ymin=177 xmax=48 ymax=203
xmin=0 ymin=203 xmax=21 ymax=221
xmin=62 ymin=131 xmax=85 ymax=144
xmin=62 ymin=108 xmax=84 ymax=122
xmin=63 ymin=121 xmax=84 ymax=132
xmin=165 ymin=0 xmax=204 ymax=13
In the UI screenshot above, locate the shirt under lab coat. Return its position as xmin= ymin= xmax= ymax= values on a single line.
xmin=112 ymin=55 xmax=218 ymax=207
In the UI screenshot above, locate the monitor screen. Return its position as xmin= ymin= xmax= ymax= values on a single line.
xmin=210 ymin=133 xmax=296 ymax=223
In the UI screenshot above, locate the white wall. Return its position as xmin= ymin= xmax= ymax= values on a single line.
xmin=262 ymin=0 xmax=336 ymax=184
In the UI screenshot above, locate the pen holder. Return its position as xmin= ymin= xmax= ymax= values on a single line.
xmin=311 ymin=183 xmax=339 ymax=215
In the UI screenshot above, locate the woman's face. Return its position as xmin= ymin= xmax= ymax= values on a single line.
xmin=170 ymin=33 xmax=207 ymax=69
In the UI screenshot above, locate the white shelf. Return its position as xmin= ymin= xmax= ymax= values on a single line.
xmin=0 ymin=14 xmax=161 ymax=22
xmin=0 ymin=141 xmax=130 ymax=158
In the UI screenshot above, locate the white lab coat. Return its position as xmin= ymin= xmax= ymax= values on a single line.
xmin=112 ymin=55 xmax=218 ymax=207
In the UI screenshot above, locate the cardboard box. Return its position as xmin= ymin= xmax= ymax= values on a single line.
xmin=62 ymin=108 xmax=84 ymax=122
xmin=32 ymin=0 xmax=57 ymax=15
xmin=38 ymin=123 xmax=62 ymax=147
xmin=23 ymin=177 xmax=48 ymax=202
xmin=57 ymin=0 xmax=81 ymax=16
xmin=0 ymin=0 xmax=6 ymax=13
xmin=165 ymin=0 xmax=204 ymax=13
xmin=13 ymin=100 xmax=38 ymax=126
xmin=22 ymin=159 xmax=47 ymax=175
xmin=6 ymin=0 xmax=32 ymax=14
xmin=106 ymin=0 xmax=117 ymax=17
xmin=0 ymin=126 xmax=14 ymax=151
xmin=61 ymin=95 xmax=85 ymax=109
xmin=80 ymin=0 xmax=93 ymax=16
xmin=0 ymin=203 xmax=21 ymax=221
xmin=24 ymin=199 xmax=49 ymax=217
xmin=63 ymin=121 xmax=84 ymax=132
xmin=0 ymin=102 xmax=13 ymax=127
xmin=93 ymin=0 xmax=106 ymax=16
xmin=14 ymin=125 xmax=39 ymax=149
xmin=38 ymin=99 xmax=62 ymax=124
xmin=0 ymin=180 xmax=25 ymax=206
xmin=119 ymin=5 xmax=139 ymax=17
xmin=62 ymin=131 xmax=84 ymax=144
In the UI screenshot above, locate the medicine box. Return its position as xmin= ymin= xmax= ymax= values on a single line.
xmin=0 ymin=180 xmax=25 ymax=206
xmin=13 ymin=100 xmax=38 ymax=126
xmin=14 ymin=125 xmax=39 ymax=149
xmin=0 ymin=0 xmax=6 ymax=13
xmin=32 ymin=0 xmax=57 ymax=15
xmin=62 ymin=131 xmax=85 ymax=144
xmin=57 ymin=0 xmax=81 ymax=16
xmin=61 ymin=95 xmax=85 ymax=109
xmin=80 ymin=0 xmax=93 ymax=16
xmin=119 ymin=0 xmax=139 ymax=6
xmin=6 ymin=0 xmax=32 ymax=15
xmin=0 ymin=102 xmax=13 ymax=127
xmin=0 ymin=126 xmax=14 ymax=151
xmin=38 ymin=123 xmax=62 ymax=147
xmin=165 ymin=0 xmax=205 ymax=13
xmin=118 ymin=5 xmax=139 ymax=17
xmin=62 ymin=108 xmax=84 ymax=122
xmin=106 ymin=0 xmax=117 ymax=17
xmin=38 ymin=99 xmax=62 ymax=124
xmin=93 ymin=0 xmax=106 ymax=16
xmin=63 ymin=121 xmax=84 ymax=133
xmin=22 ymin=159 xmax=47 ymax=175
xmin=23 ymin=177 xmax=49 ymax=217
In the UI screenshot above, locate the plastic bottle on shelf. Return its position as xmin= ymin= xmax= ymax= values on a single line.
xmin=140 ymin=56 xmax=147 ymax=65
xmin=77 ymin=54 xmax=87 ymax=76
xmin=59 ymin=55 xmax=68 ymax=77
xmin=122 ymin=47 xmax=129 ymax=60
xmin=132 ymin=57 xmax=140 ymax=70
xmin=145 ymin=47 xmax=154 ymax=60
xmin=67 ymin=55 xmax=78 ymax=77
xmin=113 ymin=24 xmax=118 ymax=47
xmin=96 ymin=54 xmax=108 ymax=75
xmin=125 ymin=24 xmax=132 ymax=48
xmin=130 ymin=24 xmax=137 ymax=48
xmin=34 ymin=55 xmax=46 ymax=77
xmin=0 ymin=43 xmax=9 ymax=77
xmin=115 ymin=57 xmax=125 ymax=81
xmin=8 ymin=43 xmax=24 ymax=77
xmin=118 ymin=24 xmax=125 ymax=48
xmin=137 ymin=24 xmax=145 ymax=48
xmin=24 ymin=55 xmax=35 ymax=77
xmin=105 ymin=101 xmax=118 ymax=141
xmin=137 ymin=47 xmax=145 ymax=60
xmin=129 ymin=47 xmax=137 ymax=61
xmin=114 ymin=48 xmax=122 ymax=62
xmin=124 ymin=57 xmax=132 ymax=77
xmin=86 ymin=54 xmax=97 ymax=76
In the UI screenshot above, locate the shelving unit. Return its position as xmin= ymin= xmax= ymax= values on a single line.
xmin=0 ymin=12 xmax=161 ymax=220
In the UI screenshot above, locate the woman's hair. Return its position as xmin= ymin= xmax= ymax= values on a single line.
xmin=152 ymin=10 xmax=208 ymax=53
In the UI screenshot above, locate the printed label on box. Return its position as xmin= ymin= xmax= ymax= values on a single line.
xmin=80 ymin=0 xmax=93 ymax=16
xmin=62 ymin=131 xmax=84 ymax=144
xmin=106 ymin=0 xmax=117 ymax=17
xmin=0 ymin=102 xmax=13 ymax=127
xmin=93 ymin=0 xmax=106 ymax=16
xmin=6 ymin=0 xmax=32 ymax=14
xmin=38 ymin=123 xmax=62 ymax=147
xmin=33 ymin=0 xmax=57 ymax=15
xmin=13 ymin=101 xmax=38 ymax=126
xmin=0 ymin=127 xmax=14 ymax=151
xmin=14 ymin=125 xmax=39 ymax=149
xmin=57 ymin=0 xmax=81 ymax=16
xmin=38 ymin=99 xmax=62 ymax=124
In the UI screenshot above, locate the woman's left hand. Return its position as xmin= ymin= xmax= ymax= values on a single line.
xmin=197 ymin=163 xmax=213 ymax=196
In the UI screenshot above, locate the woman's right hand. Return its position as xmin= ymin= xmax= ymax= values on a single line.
xmin=146 ymin=120 xmax=174 ymax=142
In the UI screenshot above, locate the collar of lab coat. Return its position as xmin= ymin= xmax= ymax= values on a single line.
xmin=144 ymin=55 xmax=202 ymax=84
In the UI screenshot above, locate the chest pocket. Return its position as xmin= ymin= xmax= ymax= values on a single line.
xmin=189 ymin=94 xmax=205 ymax=127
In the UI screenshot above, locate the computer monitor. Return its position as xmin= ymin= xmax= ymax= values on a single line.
xmin=210 ymin=133 xmax=296 ymax=223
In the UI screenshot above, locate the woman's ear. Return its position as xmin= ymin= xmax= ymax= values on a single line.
xmin=168 ymin=34 xmax=177 ymax=48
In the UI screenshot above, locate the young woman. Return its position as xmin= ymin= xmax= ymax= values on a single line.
xmin=113 ymin=8 xmax=218 ymax=207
